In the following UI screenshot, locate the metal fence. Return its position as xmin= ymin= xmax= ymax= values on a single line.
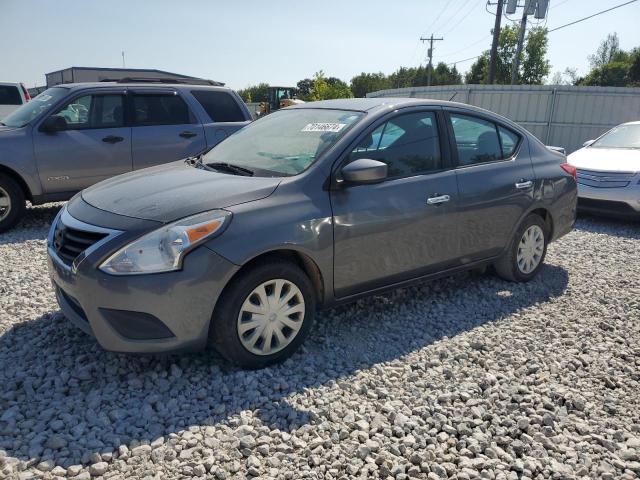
xmin=367 ymin=84 xmax=640 ymax=153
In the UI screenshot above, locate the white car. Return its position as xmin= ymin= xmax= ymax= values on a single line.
xmin=568 ymin=121 xmax=640 ymax=220
xmin=0 ymin=82 xmax=30 ymax=121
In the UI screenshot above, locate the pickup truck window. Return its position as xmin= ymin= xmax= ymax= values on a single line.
xmin=0 ymin=85 xmax=21 ymax=105
xmin=191 ymin=90 xmax=245 ymax=123
xmin=132 ymin=94 xmax=193 ymax=126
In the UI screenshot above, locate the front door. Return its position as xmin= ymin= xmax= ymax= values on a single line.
xmin=33 ymin=92 xmax=131 ymax=193
xmin=130 ymin=92 xmax=206 ymax=170
xmin=331 ymin=110 xmax=460 ymax=298
xmin=447 ymin=111 xmax=535 ymax=261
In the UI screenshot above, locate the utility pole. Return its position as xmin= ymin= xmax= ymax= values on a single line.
xmin=122 ymin=51 xmax=126 ymax=68
xmin=488 ymin=0 xmax=504 ymax=84
xmin=420 ymin=34 xmax=444 ymax=86
xmin=510 ymin=1 xmax=529 ymax=84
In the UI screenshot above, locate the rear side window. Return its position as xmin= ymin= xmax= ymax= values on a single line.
xmin=132 ymin=94 xmax=192 ymax=126
xmin=0 ymin=86 xmax=22 ymax=105
xmin=498 ymin=126 xmax=520 ymax=157
xmin=450 ymin=114 xmax=504 ymax=166
xmin=349 ymin=111 xmax=442 ymax=177
xmin=191 ymin=90 xmax=245 ymax=122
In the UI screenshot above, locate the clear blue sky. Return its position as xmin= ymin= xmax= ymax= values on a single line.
xmin=1 ymin=0 xmax=638 ymax=90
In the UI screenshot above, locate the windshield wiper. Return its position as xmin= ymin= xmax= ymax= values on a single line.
xmin=207 ymin=162 xmax=254 ymax=177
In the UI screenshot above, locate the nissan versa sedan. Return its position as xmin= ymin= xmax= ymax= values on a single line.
xmin=47 ymin=98 xmax=577 ymax=368
xmin=568 ymin=121 xmax=640 ymax=219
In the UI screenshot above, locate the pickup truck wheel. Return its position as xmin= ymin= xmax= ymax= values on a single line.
xmin=494 ymin=213 xmax=548 ymax=282
xmin=0 ymin=174 xmax=25 ymax=233
xmin=210 ymin=260 xmax=316 ymax=368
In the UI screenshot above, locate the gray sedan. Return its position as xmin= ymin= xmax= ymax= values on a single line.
xmin=47 ymin=98 xmax=577 ymax=368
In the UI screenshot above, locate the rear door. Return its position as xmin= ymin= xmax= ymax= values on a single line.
xmin=331 ymin=108 xmax=461 ymax=298
xmin=130 ymin=91 xmax=206 ymax=170
xmin=446 ymin=110 xmax=534 ymax=261
xmin=188 ymin=89 xmax=251 ymax=147
xmin=33 ymin=90 xmax=131 ymax=193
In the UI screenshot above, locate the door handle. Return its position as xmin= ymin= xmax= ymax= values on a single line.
xmin=179 ymin=131 xmax=197 ymax=139
xmin=515 ymin=180 xmax=533 ymax=189
xmin=102 ymin=135 xmax=124 ymax=144
xmin=427 ymin=194 xmax=450 ymax=205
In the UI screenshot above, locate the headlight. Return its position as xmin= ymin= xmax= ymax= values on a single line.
xmin=99 ymin=210 xmax=231 ymax=275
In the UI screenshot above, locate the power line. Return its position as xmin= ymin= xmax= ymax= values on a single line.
xmin=446 ymin=54 xmax=482 ymax=67
xmin=437 ymin=0 xmax=474 ymax=34
xmin=548 ymin=0 xmax=639 ymax=32
xmin=442 ymin=0 xmax=477 ymax=36
xmin=550 ymin=0 xmax=572 ymax=10
xmin=440 ymin=35 xmax=492 ymax=58
xmin=422 ymin=0 xmax=455 ymax=38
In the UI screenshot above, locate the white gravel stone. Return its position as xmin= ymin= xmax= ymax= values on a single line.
xmin=1 ymin=206 xmax=639 ymax=479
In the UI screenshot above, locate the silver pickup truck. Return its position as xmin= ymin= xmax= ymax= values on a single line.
xmin=0 ymin=80 xmax=251 ymax=231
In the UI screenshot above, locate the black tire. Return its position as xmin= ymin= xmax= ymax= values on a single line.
xmin=494 ymin=213 xmax=548 ymax=282
xmin=210 ymin=260 xmax=316 ymax=368
xmin=0 ymin=173 xmax=26 ymax=233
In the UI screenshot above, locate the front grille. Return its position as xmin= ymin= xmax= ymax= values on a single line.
xmin=576 ymin=168 xmax=636 ymax=189
xmin=53 ymin=222 xmax=108 ymax=266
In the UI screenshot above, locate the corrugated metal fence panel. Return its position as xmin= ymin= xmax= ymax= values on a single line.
xmin=368 ymin=85 xmax=640 ymax=153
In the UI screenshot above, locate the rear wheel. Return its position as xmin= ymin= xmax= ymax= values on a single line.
xmin=0 ymin=174 xmax=26 ymax=233
xmin=494 ymin=214 xmax=548 ymax=282
xmin=210 ymin=260 xmax=316 ymax=368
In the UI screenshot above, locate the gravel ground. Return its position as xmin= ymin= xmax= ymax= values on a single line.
xmin=0 ymin=205 xmax=639 ymax=480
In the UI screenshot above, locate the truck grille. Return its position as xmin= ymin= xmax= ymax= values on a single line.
xmin=576 ymin=168 xmax=636 ymax=189
xmin=53 ymin=222 xmax=108 ymax=266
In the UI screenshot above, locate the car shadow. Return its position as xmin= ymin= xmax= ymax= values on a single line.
xmin=0 ymin=263 xmax=569 ymax=468
xmin=0 ymin=204 xmax=62 ymax=244
xmin=574 ymin=212 xmax=640 ymax=240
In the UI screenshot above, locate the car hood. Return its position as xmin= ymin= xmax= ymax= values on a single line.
xmin=568 ymin=147 xmax=640 ymax=173
xmin=81 ymin=161 xmax=281 ymax=223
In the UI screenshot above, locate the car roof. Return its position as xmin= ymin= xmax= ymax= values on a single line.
xmin=51 ymin=82 xmax=233 ymax=91
xmin=290 ymin=97 xmax=516 ymax=121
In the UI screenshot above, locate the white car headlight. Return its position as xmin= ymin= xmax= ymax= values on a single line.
xmin=99 ymin=210 xmax=231 ymax=275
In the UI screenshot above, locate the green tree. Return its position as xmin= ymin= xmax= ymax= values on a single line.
xmin=465 ymin=25 xmax=548 ymax=84
xmin=308 ymin=71 xmax=353 ymax=100
xmin=237 ymin=83 xmax=269 ymax=103
xmin=588 ymin=33 xmax=622 ymax=69
xmin=521 ymin=27 xmax=550 ymax=84
xmin=350 ymin=72 xmax=390 ymax=97
xmin=296 ymin=78 xmax=313 ymax=99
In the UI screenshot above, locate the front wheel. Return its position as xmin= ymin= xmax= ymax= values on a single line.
xmin=494 ymin=214 xmax=548 ymax=282
xmin=0 ymin=174 xmax=26 ymax=233
xmin=210 ymin=260 xmax=316 ymax=368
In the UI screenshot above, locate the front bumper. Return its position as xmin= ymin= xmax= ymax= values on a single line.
xmin=577 ymin=183 xmax=640 ymax=219
xmin=47 ymin=209 xmax=239 ymax=354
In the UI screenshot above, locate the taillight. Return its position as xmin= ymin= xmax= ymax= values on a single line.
xmin=560 ymin=163 xmax=577 ymax=180
xmin=20 ymin=83 xmax=31 ymax=102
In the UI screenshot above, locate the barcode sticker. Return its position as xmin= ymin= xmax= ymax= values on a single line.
xmin=301 ymin=123 xmax=347 ymax=133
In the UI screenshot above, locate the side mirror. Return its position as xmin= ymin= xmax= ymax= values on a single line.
xmin=583 ymin=139 xmax=595 ymax=147
xmin=40 ymin=115 xmax=68 ymax=133
xmin=341 ymin=159 xmax=388 ymax=185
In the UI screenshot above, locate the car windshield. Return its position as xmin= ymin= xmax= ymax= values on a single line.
xmin=591 ymin=124 xmax=640 ymax=149
xmin=2 ymin=87 xmax=68 ymax=128
xmin=201 ymin=108 xmax=364 ymax=176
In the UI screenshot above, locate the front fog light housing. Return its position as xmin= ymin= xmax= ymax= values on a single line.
xmin=100 ymin=210 xmax=231 ymax=275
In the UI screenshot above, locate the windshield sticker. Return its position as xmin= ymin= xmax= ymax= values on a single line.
xmin=301 ymin=123 xmax=347 ymax=133
xmin=35 ymin=95 xmax=52 ymax=102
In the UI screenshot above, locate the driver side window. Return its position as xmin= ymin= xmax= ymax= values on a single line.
xmin=348 ymin=111 xmax=442 ymax=178
xmin=54 ymin=94 xmax=125 ymax=130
